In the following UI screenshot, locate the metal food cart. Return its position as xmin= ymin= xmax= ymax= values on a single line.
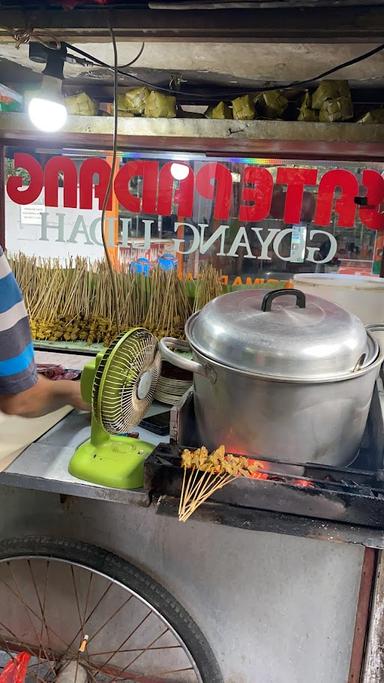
xmin=0 ymin=114 xmax=384 ymax=682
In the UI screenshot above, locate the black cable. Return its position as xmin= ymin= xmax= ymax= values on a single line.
xmin=3 ymin=21 xmax=384 ymax=98
xmin=63 ymin=40 xmax=384 ymax=99
xmin=118 ymin=42 xmax=145 ymax=68
xmin=100 ymin=18 xmax=121 ymax=333
xmin=288 ymin=42 xmax=384 ymax=88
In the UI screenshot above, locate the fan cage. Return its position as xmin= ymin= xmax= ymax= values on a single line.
xmin=93 ymin=329 xmax=161 ymax=434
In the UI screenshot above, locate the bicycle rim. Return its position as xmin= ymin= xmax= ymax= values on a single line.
xmin=0 ymin=554 xmax=203 ymax=683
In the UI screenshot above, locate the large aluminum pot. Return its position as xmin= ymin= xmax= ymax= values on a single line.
xmin=159 ymin=288 xmax=384 ymax=466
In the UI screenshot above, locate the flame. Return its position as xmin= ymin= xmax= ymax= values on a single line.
xmin=293 ymin=478 xmax=313 ymax=488
xmin=246 ymin=459 xmax=314 ymax=487
xmin=247 ymin=459 xmax=270 ymax=480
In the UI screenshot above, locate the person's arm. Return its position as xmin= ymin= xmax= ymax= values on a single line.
xmin=0 ymin=248 xmax=88 ymax=418
xmin=0 ymin=374 xmax=89 ymax=417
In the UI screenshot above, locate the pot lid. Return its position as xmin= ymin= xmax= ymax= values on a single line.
xmin=186 ymin=288 xmax=373 ymax=380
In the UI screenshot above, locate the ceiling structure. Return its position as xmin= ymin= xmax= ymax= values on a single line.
xmin=0 ymin=1 xmax=383 ymax=42
xmin=0 ymin=1 xmax=382 ymax=106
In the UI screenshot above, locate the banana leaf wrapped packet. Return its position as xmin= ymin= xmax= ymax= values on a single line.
xmin=144 ymin=91 xmax=176 ymax=118
xmin=206 ymin=101 xmax=233 ymax=119
xmin=297 ymin=92 xmax=318 ymax=121
xmin=117 ymin=86 xmax=150 ymax=115
xmin=358 ymin=108 xmax=384 ymax=124
xmin=232 ymin=94 xmax=255 ymax=120
xmin=255 ymin=90 xmax=288 ymax=118
xmin=311 ymin=80 xmax=351 ymax=109
xmin=65 ymin=92 xmax=97 ymax=116
xmin=319 ymin=96 xmax=354 ymax=122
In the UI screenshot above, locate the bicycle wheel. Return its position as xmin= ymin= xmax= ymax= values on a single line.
xmin=0 ymin=537 xmax=223 ymax=683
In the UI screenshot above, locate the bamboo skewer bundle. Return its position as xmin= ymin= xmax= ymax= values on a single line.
xmin=152 ymin=269 xmax=192 ymax=339
xmin=144 ymin=267 xmax=163 ymax=332
xmin=193 ymin=263 xmax=223 ymax=312
xmin=179 ymin=446 xmax=268 ymax=522
xmin=9 ymin=254 xmax=223 ymax=346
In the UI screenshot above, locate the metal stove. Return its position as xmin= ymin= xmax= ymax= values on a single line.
xmin=144 ymin=383 xmax=384 ymax=544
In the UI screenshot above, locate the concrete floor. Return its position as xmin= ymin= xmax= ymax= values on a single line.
xmin=0 ymin=484 xmax=364 ymax=683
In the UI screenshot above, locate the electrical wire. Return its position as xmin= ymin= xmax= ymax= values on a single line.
xmin=12 ymin=27 xmax=61 ymax=50
xmin=2 ymin=22 xmax=383 ymax=98
xmin=288 ymin=42 xmax=384 ymax=88
xmin=118 ymin=42 xmax=145 ymax=68
xmin=63 ymin=39 xmax=384 ymax=99
xmin=100 ymin=16 xmax=121 ymax=333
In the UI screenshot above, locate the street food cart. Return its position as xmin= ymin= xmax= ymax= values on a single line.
xmin=0 ymin=112 xmax=384 ymax=683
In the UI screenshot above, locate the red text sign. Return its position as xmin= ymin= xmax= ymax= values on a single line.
xmin=6 ymin=154 xmax=384 ymax=230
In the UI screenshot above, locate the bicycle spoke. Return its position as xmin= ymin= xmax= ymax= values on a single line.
xmin=158 ymin=667 xmax=195 ymax=675
xmin=93 ymin=608 xmax=153 ymax=674
xmin=86 ymin=645 xmax=181 ymax=657
xmin=106 ymin=628 xmax=169 ymax=683
xmin=81 ymin=661 xmax=98 ymax=683
xmin=27 ymin=560 xmax=53 ymax=678
xmin=0 ymin=632 xmax=15 ymax=664
xmin=86 ymin=594 xmax=134 ymax=647
xmin=80 ymin=571 xmax=94 ymax=673
xmin=4 ymin=563 xmax=57 ymax=677
xmin=1 ymin=638 xmax=69 ymax=678
xmin=68 ymin=565 xmax=86 ymax=679
xmin=0 ymin=555 xmax=202 ymax=683
xmin=59 ymin=580 xmax=113 ymax=663
xmin=0 ymin=575 xmax=68 ymax=650
xmin=86 ymin=661 xmax=189 ymax=683
xmin=28 ymin=669 xmax=55 ymax=683
xmin=0 ymin=629 xmax=40 ymax=669
xmin=70 ymin=565 xmax=84 ymax=636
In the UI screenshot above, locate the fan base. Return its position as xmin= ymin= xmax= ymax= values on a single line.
xmin=69 ymin=436 xmax=153 ymax=489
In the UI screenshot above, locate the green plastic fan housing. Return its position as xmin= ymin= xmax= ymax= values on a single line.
xmin=80 ymin=355 xmax=97 ymax=404
xmin=68 ymin=333 xmax=156 ymax=490
xmin=69 ymin=434 xmax=153 ymax=489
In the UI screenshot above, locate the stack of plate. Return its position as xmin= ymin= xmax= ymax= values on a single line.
xmin=155 ymin=360 xmax=193 ymax=405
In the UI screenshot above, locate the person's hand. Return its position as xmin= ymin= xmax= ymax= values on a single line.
xmin=59 ymin=380 xmax=90 ymax=412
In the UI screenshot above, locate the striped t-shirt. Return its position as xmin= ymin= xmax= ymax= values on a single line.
xmin=0 ymin=247 xmax=37 ymax=395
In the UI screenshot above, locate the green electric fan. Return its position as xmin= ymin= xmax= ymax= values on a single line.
xmin=68 ymin=328 xmax=161 ymax=489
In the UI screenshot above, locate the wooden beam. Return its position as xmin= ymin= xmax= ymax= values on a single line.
xmin=0 ymin=5 xmax=383 ymax=42
xmin=0 ymin=114 xmax=383 ymax=161
xmin=362 ymin=551 xmax=384 ymax=681
xmin=348 ymin=548 xmax=377 ymax=683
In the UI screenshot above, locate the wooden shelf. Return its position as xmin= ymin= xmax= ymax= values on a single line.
xmin=1 ymin=113 xmax=383 ymax=160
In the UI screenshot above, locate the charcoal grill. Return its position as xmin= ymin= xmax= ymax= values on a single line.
xmin=144 ymin=383 xmax=384 ymax=545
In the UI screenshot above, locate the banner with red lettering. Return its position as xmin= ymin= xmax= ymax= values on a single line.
xmin=4 ymin=150 xmax=383 ymax=281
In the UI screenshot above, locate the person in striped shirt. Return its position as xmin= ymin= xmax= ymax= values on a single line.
xmin=0 ymin=247 xmax=88 ymax=417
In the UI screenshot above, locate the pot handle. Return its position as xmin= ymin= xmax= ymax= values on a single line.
xmin=353 ymin=352 xmax=371 ymax=372
xmin=353 ymin=324 xmax=384 ymax=372
xmin=261 ymin=288 xmax=306 ymax=312
xmin=365 ymin=324 xmax=384 ymax=334
xmin=159 ymin=337 xmax=207 ymax=376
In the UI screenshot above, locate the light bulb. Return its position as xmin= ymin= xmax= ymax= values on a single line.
xmin=28 ymin=97 xmax=67 ymax=133
xmin=170 ymin=163 xmax=190 ymax=181
xmin=28 ymin=75 xmax=67 ymax=133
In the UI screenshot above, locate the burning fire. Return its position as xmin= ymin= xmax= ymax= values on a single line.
xmin=246 ymin=459 xmax=269 ymax=480
xmin=246 ymin=459 xmax=314 ymax=487
xmin=293 ymin=479 xmax=313 ymax=488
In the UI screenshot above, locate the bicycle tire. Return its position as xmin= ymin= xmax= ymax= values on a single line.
xmin=0 ymin=535 xmax=223 ymax=683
